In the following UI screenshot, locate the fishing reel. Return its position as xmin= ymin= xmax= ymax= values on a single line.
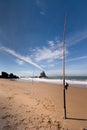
xmin=65 ymin=82 xmax=69 ymax=90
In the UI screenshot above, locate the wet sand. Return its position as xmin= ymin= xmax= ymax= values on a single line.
xmin=0 ymin=79 xmax=87 ymax=130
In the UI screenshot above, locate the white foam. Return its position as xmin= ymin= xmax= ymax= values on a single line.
xmin=17 ymin=78 xmax=87 ymax=88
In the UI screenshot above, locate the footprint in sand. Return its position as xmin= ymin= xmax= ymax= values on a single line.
xmin=24 ymin=92 xmax=31 ymax=96
xmin=1 ymin=106 xmax=6 ymax=110
xmin=2 ymin=125 xmax=11 ymax=130
xmin=40 ymin=99 xmax=56 ymax=112
xmin=14 ymin=93 xmax=18 ymax=96
xmin=26 ymin=110 xmax=31 ymax=113
xmin=42 ymin=103 xmax=55 ymax=111
xmin=36 ymin=99 xmax=40 ymax=106
xmin=2 ymin=114 xmax=13 ymax=119
xmin=2 ymin=115 xmax=10 ymax=119
xmin=25 ymin=127 xmax=30 ymax=130
xmin=7 ymin=96 xmax=14 ymax=101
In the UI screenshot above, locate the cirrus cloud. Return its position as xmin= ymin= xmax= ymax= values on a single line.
xmin=16 ymin=59 xmax=24 ymax=65
xmin=0 ymin=46 xmax=43 ymax=70
xmin=32 ymin=40 xmax=68 ymax=63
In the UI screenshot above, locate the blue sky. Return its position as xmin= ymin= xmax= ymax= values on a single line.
xmin=0 ymin=0 xmax=87 ymax=76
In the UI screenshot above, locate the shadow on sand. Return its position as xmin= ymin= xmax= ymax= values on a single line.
xmin=66 ymin=117 xmax=87 ymax=121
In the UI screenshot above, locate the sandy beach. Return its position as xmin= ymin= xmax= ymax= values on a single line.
xmin=0 ymin=79 xmax=87 ymax=130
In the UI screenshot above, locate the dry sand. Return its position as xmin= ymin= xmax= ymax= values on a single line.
xmin=0 ymin=79 xmax=87 ymax=130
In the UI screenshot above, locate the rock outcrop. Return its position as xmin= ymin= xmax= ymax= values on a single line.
xmin=39 ymin=71 xmax=47 ymax=78
xmin=1 ymin=72 xmax=9 ymax=78
xmin=0 ymin=72 xmax=19 ymax=79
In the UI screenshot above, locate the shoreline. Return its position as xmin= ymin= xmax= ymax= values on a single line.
xmin=0 ymin=79 xmax=87 ymax=129
xmin=17 ymin=77 xmax=87 ymax=88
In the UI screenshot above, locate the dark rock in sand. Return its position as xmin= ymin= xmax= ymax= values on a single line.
xmin=0 ymin=71 xmax=19 ymax=79
xmin=39 ymin=71 xmax=47 ymax=78
xmin=1 ymin=72 xmax=9 ymax=78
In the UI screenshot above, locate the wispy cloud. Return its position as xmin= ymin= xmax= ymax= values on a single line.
xmin=16 ymin=59 xmax=24 ymax=65
xmin=67 ymin=55 xmax=87 ymax=62
xmin=48 ymin=41 xmax=55 ymax=48
xmin=33 ymin=41 xmax=63 ymax=62
xmin=36 ymin=0 xmax=47 ymax=15
xmin=40 ymin=11 xmax=45 ymax=15
xmin=35 ymin=47 xmax=62 ymax=61
xmin=0 ymin=46 xmax=43 ymax=70
xmin=67 ymin=31 xmax=87 ymax=47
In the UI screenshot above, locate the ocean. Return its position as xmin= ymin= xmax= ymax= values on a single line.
xmin=18 ymin=76 xmax=87 ymax=88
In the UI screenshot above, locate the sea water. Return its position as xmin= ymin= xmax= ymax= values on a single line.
xmin=18 ymin=76 xmax=87 ymax=88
